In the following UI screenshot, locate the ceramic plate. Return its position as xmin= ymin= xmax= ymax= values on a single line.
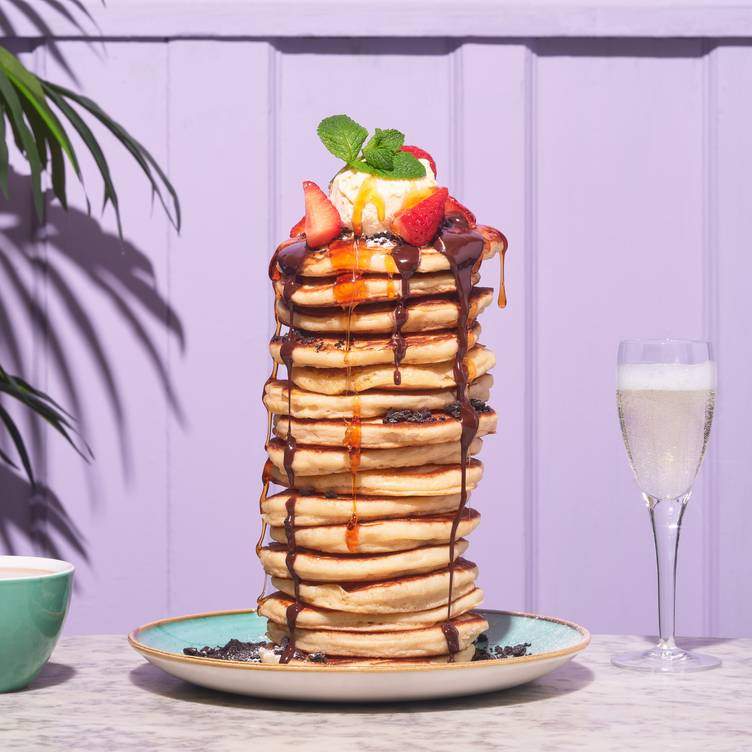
xmin=129 ymin=609 xmax=589 ymax=702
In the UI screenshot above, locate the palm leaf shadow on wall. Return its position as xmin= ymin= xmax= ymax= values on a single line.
xmin=0 ymin=0 xmax=101 ymax=86
xmin=0 ymin=167 xmax=184 ymax=559
xmin=0 ymin=0 xmax=182 ymax=564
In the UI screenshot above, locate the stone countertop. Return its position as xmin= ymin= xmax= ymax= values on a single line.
xmin=0 ymin=635 xmax=749 ymax=751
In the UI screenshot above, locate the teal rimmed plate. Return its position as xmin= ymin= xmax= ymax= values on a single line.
xmin=129 ymin=609 xmax=589 ymax=702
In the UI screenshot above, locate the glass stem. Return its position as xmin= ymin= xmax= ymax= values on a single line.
xmin=646 ymin=493 xmax=691 ymax=652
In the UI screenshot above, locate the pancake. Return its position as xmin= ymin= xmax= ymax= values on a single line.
xmin=270 ymin=509 xmax=480 ymax=554
xmin=269 ymin=226 xmax=503 ymax=278
xmin=264 ymin=459 xmax=483 ymax=496
xmin=258 ymin=587 xmax=483 ymax=631
xmin=271 ymin=559 xmax=479 ymax=613
xmin=263 ymin=374 xmax=493 ymax=419
xmin=266 ymin=437 xmax=483 ymax=477
xmin=273 ymin=409 xmax=496 ymax=449
xmin=261 ymin=490 xmax=465 ymax=527
xmin=267 ymin=611 xmax=488 ymax=658
xmin=290 ymin=344 xmax=495 ymax=395
xmin=275 ymin=287 xmax=493 ymax=334
xmin=270 ymin=322 xmax=481 ymax=368
xmin=274 ymin=270 xmax=481 ymax=308
xmin=258 ymin=539 xmax=470 ymax=582
xmin=261 ymin=644 xmax=477 ymax=666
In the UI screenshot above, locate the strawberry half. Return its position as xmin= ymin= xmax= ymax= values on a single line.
xmin=302 ymin=180 xmax=342 ymax=248
xmin=444 ymin=195 xmax=476 ymax=227
xmin=391 ymin=187 xmax=448 ymax=246
xmin=400 ymin=145 xmax=437 ymax=177
xmin=289 ymin=215 xmax=305 ymax=237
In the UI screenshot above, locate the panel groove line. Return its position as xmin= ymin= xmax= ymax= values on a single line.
xmin=701 ymin=41 xmax=720 ymax=638
xmin=166 ymin=38 xmax=174 ymax=616
xmin=449 ymin=42 xmax=463 ymax=199
xmin=32 ymin=42 xmax=51 ymax=553
xmin=267 ymin=42 xmax=280 ymax=338
xmin=524 ymin=43 xmax=539 ymax=614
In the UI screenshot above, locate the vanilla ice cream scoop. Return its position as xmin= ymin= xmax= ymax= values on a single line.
xmin=329 ymin=159 xmax=437 ymax=236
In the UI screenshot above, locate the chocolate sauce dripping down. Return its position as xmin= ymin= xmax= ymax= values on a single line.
xmin=271 ymin=239 xmax=307 ymax=486
xmin=441 ymin=622 xmax=461 ymax=655
xmin=269 ymin=238 xmax=309 ymax=663
xmin=255 ymin=316 xmax=282 ymax=603
xmin=389 ymin=244 xmax=420 ymax=385
xmin=279 ymin=493 xmax=302 ymax=664
xmin=434 ymin=214 xmax=485 ymax=661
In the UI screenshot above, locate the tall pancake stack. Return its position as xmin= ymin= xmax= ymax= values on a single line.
xmin=256 ymin=116 xmax=507 ymax=665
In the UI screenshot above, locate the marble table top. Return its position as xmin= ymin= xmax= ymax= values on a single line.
xmin=0 ymin=634 xmax=749 ymax=751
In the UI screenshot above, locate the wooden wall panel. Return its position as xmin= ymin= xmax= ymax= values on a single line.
xmin=166 ymin=40 xmax=272 ymax=616
xmin=0 ymin=29 xmax=749 ymax=637
xmin=533 ymin=40 xmax=708 ymax=635
xmin=713 ymin=45 xmax=752 ymax=637
xmin=42 ymin=41 xmax=171 ymax=633
xmin=460 ymin=43 xmax=530 ymax=612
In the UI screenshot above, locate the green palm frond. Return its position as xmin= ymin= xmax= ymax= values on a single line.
xmin=0 ymin=366 xmax=92 ymax=488
xmin=0 ymin=45 xmax=180 ymax=235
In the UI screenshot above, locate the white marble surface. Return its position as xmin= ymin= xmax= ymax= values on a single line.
xmin=0 ymin=635 xmax=749 ymax=751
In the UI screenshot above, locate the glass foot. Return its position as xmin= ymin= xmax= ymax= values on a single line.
xmin=612 ymin=645 xmax=721 ymax=673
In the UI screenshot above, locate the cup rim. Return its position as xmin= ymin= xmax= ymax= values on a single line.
xmin=0 ymin=555 xmax=75 ymax=581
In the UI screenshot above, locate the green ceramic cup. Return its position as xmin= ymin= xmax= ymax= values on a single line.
xmin=0 ymin=555 xmax=74 ymax=693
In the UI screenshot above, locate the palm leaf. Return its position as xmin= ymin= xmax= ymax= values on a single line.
xmin=3 ymin=371 xmax=75 ymax=420
xmin=0 ymin=368 xmax=92 ymax=487
xmin=44 ymin=82 xmax=181 ymax=232
xmin=0 ymin=66 xmax=44 ymax=219
xmin=48 ymin=135 xmax=67 ymax=209
xmin=44 ymin=85 xmax=120 ymax=234
xmin=0 ymin=47 xmax=179 ymax=235
xmin=0 ymin=404 xmax=35 ymax=486
xmin=0 ymin=47 xmax=79 ymax=172
xmin=0 ymin=100 xmax=8 ymax=196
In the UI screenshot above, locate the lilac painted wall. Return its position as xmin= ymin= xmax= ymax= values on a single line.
xmin=1 ymin=5 xmax=750 ymax=638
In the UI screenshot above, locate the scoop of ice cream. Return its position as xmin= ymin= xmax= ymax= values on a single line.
xmin=329 ymin=159 xmax=437 ymax=236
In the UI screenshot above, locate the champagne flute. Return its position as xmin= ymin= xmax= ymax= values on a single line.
xmin=613 ymin=339 xmax=719 ymax=672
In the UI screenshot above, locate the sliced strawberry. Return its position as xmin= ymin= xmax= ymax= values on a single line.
xmin=391 ymin=187 xmax=448 ymax=246
xmin=289 ymin=215 xmax=305 ymax=237
xmin=302 ymin=180 xmax=342 ymax=248
xmin=400 ymin=145 xmax=437 ymax=177
xmin=444 ymin=195 xmax=476 ymax=226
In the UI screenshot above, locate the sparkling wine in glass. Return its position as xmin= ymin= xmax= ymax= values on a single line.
xmin=613 ymin=339 xmax=718 ymax=672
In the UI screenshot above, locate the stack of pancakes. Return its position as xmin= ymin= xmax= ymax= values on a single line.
xmin=257 ymin=224 xmax=506 ymax=665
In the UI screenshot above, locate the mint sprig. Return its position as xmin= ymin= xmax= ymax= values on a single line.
xmin=317 ymin=115 xmax=426 ymax=180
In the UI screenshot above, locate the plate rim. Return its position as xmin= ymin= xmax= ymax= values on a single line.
xmin=128 ymin=608 xmax=591 ymax=674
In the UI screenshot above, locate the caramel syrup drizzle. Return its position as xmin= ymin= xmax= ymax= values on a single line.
xmin=342 ymin=239 xmax=362 ymax=552
xmin=497 ymin=230 xmax=509 ymax=309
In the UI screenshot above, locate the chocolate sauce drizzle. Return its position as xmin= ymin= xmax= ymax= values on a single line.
xmin=268 ymin=238 xmax=309 ymax=663
xmin=255 ymin=317 xmax=282 ymax=601
xmin=434 ymin=213 xmax=486 ymax=660
xmin=389 ymin=244 xmax=420 ymax=385
xmin=280 ymin=493 xmax=302 ymax=664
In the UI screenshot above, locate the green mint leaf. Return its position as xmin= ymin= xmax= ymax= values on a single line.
xmin=317 ymin=115 xmax=368 ymax=163
xmin=351 ymin=151 xmax=426 ymax=180
xmin=363 ymin=145 xmax=394 ymax=171
xmin=362 ymin=127 xmax=404 ymax=170
xmin=372 ymin=128 xmax=405 ymax=153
